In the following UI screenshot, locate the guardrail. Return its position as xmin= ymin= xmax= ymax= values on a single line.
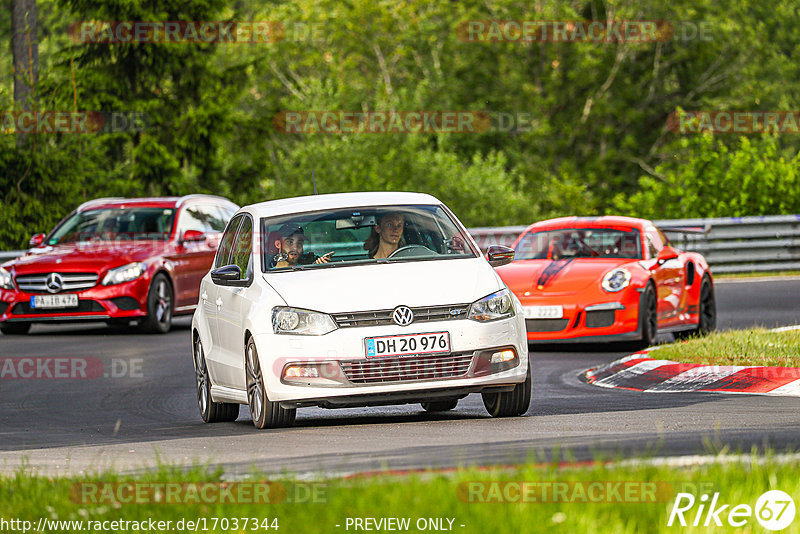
xmin=2 ymin=215 xmax=799 ymax=274
xmin=469 ymin=215 xmax=800 ymax=274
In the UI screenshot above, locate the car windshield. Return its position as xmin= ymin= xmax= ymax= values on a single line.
xmin=261 ymin=205 xmax=478 ymax=272
xmin=47 ymin=207 xmax=176 ymax=245
xmin=514 ymin=227 xmax=642 ymax=260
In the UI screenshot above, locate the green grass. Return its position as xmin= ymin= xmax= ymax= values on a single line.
xmin=656 ymin=328 xmax=800 ymax=367
xmin=2 ymin=455 xmax=800 ymax=533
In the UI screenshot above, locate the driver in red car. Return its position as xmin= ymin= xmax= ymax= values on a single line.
xmin=364 ymin=213 xmax=406 ymax=258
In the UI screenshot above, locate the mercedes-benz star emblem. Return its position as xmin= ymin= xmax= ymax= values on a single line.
xmin=46 ymin=273 xmax=63 ymax=294
xmin=392 ymin=306 xmax=414 ymax=326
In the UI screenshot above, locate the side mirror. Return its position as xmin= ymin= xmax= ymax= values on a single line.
xmin=210 ymin=264 xmax=241 ymax=285
xmin=487 ymin=245 xmax=515 ymax=267
xmin=29 ymin=233 xmax=45 ymax=247
xmin=181 ymin=229 xmax=206 ymax=243
xmin=650 ymin=246 xmax=679 ymax=269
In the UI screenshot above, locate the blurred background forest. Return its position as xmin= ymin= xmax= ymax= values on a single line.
xmin=2 ymin=0 xmax=800 ymax=248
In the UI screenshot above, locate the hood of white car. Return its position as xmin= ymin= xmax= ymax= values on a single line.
xmin=262 ymin=258 xmax=503 ymax=313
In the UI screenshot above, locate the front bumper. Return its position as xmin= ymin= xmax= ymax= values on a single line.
xmin=522 ymin=287 xmax=643 ymax=342
xmin=0 ymin=277 xmax=150 ymax=323
xmin=251 ymin=314 xmax=529 ymax=403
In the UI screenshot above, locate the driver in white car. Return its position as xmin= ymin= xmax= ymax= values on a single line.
xmin=364 ymin=212 xmax=406 ymax=258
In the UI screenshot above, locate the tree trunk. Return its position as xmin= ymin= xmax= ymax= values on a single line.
xmin=11 ymin=0 xmax=39 ymax=146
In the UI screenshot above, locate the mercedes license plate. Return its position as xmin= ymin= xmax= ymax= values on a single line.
xmin=31 ymin=294 xmax=79 ymax=309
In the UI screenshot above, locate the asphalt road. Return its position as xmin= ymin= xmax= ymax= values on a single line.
xmin=0 ymin=278 xmax=798 ymax=478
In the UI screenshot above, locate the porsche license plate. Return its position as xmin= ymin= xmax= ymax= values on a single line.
xmin=31 ymin=294 xmax=79 ymax=309
xmin=523 ymin=305 xmax=563 ymax=319
xmin=365 ymin=332 xmax=450 ymax=358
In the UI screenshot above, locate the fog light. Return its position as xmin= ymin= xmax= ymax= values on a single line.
xmin=491 ymin=350 xmax=516 ymax=364
xmin=280 ymin=361 xmax=348 ymax=387
xmin=284 ymin=365 xmax=319 ymax=379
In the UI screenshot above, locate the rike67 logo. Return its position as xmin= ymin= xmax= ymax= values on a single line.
xmin=668 ymin=490 xmax=796 ymax=531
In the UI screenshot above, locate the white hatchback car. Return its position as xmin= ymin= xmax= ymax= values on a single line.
xmin=191 ymin=192 xmax=530 ymax=428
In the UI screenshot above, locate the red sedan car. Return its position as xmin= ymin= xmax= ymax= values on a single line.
xmin=495 ymin=216 xmax=716 ymax=346
xmin=0 ymin=195 xmax=238 ymax=335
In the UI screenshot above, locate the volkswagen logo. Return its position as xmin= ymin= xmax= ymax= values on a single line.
xmin=45 ymin=273 xmax=63 ymax=294
xmin=392 ymin=306 xmax=414 ymax=326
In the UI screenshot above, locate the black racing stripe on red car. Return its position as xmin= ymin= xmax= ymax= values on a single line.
xmin=537 ymin=258 xmax=574 ymax=287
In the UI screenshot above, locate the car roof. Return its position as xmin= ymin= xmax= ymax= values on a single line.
xmin=242 ymin=192 xmax=442 ymax=217
xmin=525 ymin=216 xmax=651 ymax=232
xmin=77 ymin=195 xmax=237 ymax=212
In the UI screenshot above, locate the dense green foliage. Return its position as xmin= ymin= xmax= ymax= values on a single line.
xmin=2 ymin=0 xmax=800 ymax=248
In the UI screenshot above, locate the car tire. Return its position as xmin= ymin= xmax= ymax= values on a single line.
xmin=674 ymin=276 xmax=716 ymax=340
xmin=194 ymin=335 xmax=239 ymax=423
xmin=139 ymin=273 xmax=173 ymax=334
xmin=482 ymin=365 xmax=532 ymax=417
xmin=421 ymin=400 xmax=458 ymax=412
xmin=245 ymin=338 xmax=296 ymax=429
xmin=635 ymin=282 xmax=658 ymax=350
xmin=0 ymin=322 xmax=31 ymax=335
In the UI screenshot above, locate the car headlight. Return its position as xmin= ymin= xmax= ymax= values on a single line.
xmin=272 ymin=307 xmax=338 ymax=336
xmin=601 ymin=268 xmax=632 ymax=292
xmin=0 ymin=267 xmax=14 ymax=290
xmin=468 ymin=288 xmax=515 ymax=321
xmin=102 ymin=262 xmax=145 ymax=286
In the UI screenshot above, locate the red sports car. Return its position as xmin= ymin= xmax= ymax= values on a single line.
xmin=494 ymin=216 xmax=716 ymax=346
xmin=0 ymin=195 xmax=238 ymax=335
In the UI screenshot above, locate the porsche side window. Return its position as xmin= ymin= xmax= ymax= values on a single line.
xmin=646 ymin=228 xmax=663 ymax=259
xmin=215 ymin=215 xmax=242 ymax=268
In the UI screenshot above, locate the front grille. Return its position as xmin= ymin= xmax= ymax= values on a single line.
xmin=340 ymin=353 xmax=474 ymax=384
xmin=15 ymin=272 xmax=99 ymax=293
xmin=11 ymin=300 xmax=105 ymax=315
xmin=333 ymin=304 xmax=470 ymax=328
xmin=0 ymin=302 xmax=8 ymax=315
xmin=586 ymin=310 xmax=615 ymax=328
xmin=526 ymin=318 xmax=569 ymax=332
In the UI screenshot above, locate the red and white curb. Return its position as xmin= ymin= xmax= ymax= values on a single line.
xmin=584 ymin=348 xmax=800 ymax=397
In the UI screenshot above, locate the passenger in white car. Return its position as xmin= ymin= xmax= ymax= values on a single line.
xmin=268 ymin=223 xmax=332 ymax=268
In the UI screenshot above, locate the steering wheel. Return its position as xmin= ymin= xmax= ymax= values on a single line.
xmin=387 ymin=245 xmax=436 ymax=258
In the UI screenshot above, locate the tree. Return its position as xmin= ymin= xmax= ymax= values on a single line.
xmin=11 ymin=0 xmax=38 ymax=145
